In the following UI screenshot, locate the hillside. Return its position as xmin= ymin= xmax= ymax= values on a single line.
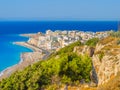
xmin=1 ymin=34 xmax=120 ymax=90
xmin=0 ymin=41 xmax=93 ymax=90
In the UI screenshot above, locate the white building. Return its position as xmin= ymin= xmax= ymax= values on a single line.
xmin=46 ymin=30 xmax=53 ymax=35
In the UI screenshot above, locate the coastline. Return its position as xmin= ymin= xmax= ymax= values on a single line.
xmin=20 ymin=33 xmax=39 ymax=38
xmin=0 ymin=40 xmax=46 ymax=81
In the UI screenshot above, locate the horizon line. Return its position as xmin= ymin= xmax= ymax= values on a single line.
xmin=0 ymin=20 xmax=119 ymax=22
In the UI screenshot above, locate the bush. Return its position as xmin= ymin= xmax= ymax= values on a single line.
xmin=98 ymin=52 xmax=104 ymax=62
xmin=85 ymin=38 xmax=99 ymax=47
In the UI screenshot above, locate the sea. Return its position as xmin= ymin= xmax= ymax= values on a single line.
xmin=0 ymin=21 xmax=118 ymax=71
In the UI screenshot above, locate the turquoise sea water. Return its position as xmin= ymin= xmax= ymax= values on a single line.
xmin=0 ymin=21 xmax=118 ymax=71
xmin=0 ymin=34 xmax=32 ymax=71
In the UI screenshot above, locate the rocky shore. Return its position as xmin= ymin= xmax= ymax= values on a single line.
xmin=0 ymin=41 xmax=47 ymax=81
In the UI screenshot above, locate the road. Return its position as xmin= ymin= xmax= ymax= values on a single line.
xmin=25 ymin=42 xmax=51 ymax=60
xmin=15 ymin=42 xmax=51 ymax=60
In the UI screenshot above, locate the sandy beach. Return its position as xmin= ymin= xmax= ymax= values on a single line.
xmin=20 ymin=33 xmax=37 ymax=38
xmin=0 ymin=41 xmax=49 ymax=81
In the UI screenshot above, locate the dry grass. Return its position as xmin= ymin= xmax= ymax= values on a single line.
xmin=101 ymin=44 xmax=120 ymax=56
xmin=67 ymin=86 xmax=97 ymax=90
xmin=98 ymin=72 xmax=120 ymax=90
xmin=60 ymin=72 xmax=120 ymax=90
xmin=60 ymin=84 xmax=97 ymax=90
xmin=97 ymin=38 xmax=120 ymax=56
xmin=99 ymin=36 xmax=117 ymax=45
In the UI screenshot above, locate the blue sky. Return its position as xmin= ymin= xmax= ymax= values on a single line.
xmin=0 ymin=0 xmax=120 ymax=21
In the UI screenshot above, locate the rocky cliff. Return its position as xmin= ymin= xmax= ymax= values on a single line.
xmin=92 ymin=37 xmax=120 ymax=86
xmin=74 ymin=37 xmax=120 ymax=86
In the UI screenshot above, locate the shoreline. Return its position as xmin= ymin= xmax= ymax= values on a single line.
xmin=0 ymin=63 xmax=19 ymax=77
xmin=0 ymin=34 xmax=36 ymax=77
xmin=13 ymin=42 xmax=34 ymax=51
xmin=0 ymin=41 xmax=45 ymax=81
xmin=20 ymin=33 xmax=38 ymax=38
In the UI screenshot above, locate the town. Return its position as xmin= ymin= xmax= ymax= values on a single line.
xmin=27 ymin=30 xmax=109 ymax=51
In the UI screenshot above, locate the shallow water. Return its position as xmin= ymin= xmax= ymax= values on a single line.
xmin=0 ymin=34 xmax=32 ymax=71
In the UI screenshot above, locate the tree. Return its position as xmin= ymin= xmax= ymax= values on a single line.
xmin=85 ymin=38 xmax=99 ymax=47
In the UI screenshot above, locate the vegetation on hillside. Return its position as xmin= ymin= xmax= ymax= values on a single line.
xmin=108 ymin=31 xmax=120 ymax=46
xmin=109 ymin=31 xmax=120 ymax=38
xmin=98 ymin=36 xmax=116 ymax=45
xmin=54 ymin=41 xmax=82 ymax=55
xmin=0 ymin=41 xmax=92 ymax=90
xmin=1 ymin=36 xmax=120 ymax=90
xmin=48 ymin=41 xmax=82 ymax=59
xmin=85 ymin=38 xmax=99 ymax=47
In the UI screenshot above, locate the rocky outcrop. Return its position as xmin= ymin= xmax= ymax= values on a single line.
xmin=74 ymin=40 xmax=120 ymax=86
xmin=73 ymin=45 xmax=95 ymax=57
xmin=95 ymin=44 xmax=104 ymax=52
xmin=92 ymin=43 xmax=120 ymax=86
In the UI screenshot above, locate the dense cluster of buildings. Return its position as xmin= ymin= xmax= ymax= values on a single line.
xmin=28 ymin=30 xmax=108 ymax=51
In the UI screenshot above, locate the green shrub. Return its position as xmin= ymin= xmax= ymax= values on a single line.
xmin=85 ymin=38 xmax=99 ymax=47
xmin=98 ymin=52 xmax=104 ymax=62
